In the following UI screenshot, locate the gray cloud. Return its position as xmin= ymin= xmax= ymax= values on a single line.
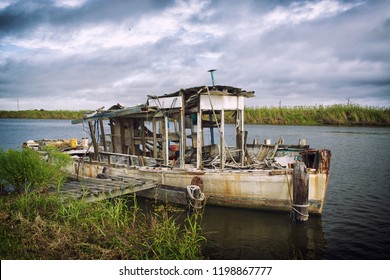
xmin=0 ymin=0 xmax=389 ymax=110
xmin=0 ymin=0 xmax=174 ymax=35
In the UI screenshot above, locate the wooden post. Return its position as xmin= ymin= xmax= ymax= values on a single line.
xmin=158 ymin=119 xmax=163 ymax=158
xmin=129 ymin=119 xmax=135 ymax=155
xmin=220 ymin=110 xmax=225 ymax=169
xmin=191 ymin=114 xmax=196 ymax=148
xmin=88 ymin=121 xmax=100 ymax=161
xmin=119 ymin=119 xmax=126 ymax=154
xmin=164 ymin=115 xmax=169 ymax=165
xmin=99 ymin=119 xmax=110 ymax=163
xmin=292 ymin=162 xmax=309 ymax=222
xmin=179 ymin=93 xmax=186 ymax=169
xmin=239 ymin=109 xmax=245 ymax=166
xmin=235 ymin=109 xmax=245 ymax=166
xmin=141 ymin=121 xmax=146 ymax=156
xmin=196 ymin=110 xmax=203 ymax=169
xmin=109 ymin=118 xmax=116 ymax=153
xmin=99 ymin=119 xmax=107 ymax=152
xmin=152 ymin=117 xmax=158 ymax=159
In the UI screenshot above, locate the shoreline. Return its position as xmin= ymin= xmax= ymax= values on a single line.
xmin=1 ymin=105 xmax=389 ymax=127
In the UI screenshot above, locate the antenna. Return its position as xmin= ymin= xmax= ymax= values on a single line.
xmin=208 ymin=69 xmax=217 ymax=86
xmin=207 ymin=69 xmax=217 ymax=145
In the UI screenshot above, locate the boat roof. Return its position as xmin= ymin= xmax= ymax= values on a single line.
xmin=72 ymin=85 xmax=254 ymax=124
xmin=157 ymin=85 xmax=254 ymax=98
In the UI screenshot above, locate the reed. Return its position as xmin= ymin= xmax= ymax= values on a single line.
xmin=2 ymin=105 xmax=389 ymax=126
xmin=225 ymin=104 xmax=390 ymax=126
xmin=137 ymin=206 xmax=205 ymax=260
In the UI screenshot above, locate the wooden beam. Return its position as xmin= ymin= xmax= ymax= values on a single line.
xmin=119 ymin=119 xmax=127 ymax=154
xmin=99 ymin=119 xmax=107 ymax=152
xmin=240 ymin=109 xmax=245 ymax=166
xmin=129 ymin=119 xmax=135 ymax=155
xmin=88 ymin=121 xmax=99 ymax=161
xmin=153 ymin=117 xmax=158 ymax=158
xmin=159 ymin=119 xmax=163 ymax=158
xmin=179 ymin=93 xmax=186 ymax=169
xmin=141 ymin=121 xmax=146 ymax=156
xmin=191 ymin=114 xmax=196 ymax=148
xmin=164 ymin=115 xmax=169 ymax=165
xmin=109 ymin=119 xmax=115 ymax=153
xmin=196 ymin=110 xmax=203 ymax=169
xmin=220 ymin=110 xmax=225 ymax=169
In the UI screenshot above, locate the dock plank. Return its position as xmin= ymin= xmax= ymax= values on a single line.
xmin=60 ymin=175 xmax=158 ymax=202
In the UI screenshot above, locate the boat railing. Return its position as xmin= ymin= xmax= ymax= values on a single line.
xmin=99 ymin=151 xmax=158 ymax=167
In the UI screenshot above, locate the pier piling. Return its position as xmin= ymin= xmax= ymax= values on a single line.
xmin=292 ymin=162 xmax=309 ymax=222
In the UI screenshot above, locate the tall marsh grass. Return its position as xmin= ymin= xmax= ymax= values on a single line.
xmin=226 ymin=104 xmax=390 ymax=126
xmin=139 ymin=206 xmax=205 ymax=260
xmin=2 ymin=105 xmax=389 ymax=125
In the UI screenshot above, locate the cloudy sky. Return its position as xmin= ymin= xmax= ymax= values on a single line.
xmin=0 ymin=0 xmax=389 ymax=110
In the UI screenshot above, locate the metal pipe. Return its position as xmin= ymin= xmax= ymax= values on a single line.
xmin=208 ymin=69 xmax=217 ymax=86
xmin=207 ymin=69 xmax=217 ymax=145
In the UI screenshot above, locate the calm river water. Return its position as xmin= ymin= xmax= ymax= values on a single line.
xmin=1 ymin=119 xmax=389 ymax=260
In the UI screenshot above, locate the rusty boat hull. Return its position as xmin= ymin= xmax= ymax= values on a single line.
xmin=70 ymin=158 xmax=330 ymax=214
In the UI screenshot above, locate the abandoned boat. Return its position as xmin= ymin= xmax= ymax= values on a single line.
xmin=28 ymin=85 xmax=331 ymax=220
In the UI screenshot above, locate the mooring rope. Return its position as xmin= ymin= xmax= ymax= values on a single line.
xmin=291 ymin=203 xmax=310 ymax=208
xmin=291 ymin=206 xmax=309 ymax=218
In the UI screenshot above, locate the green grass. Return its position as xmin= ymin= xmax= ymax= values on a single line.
xmin=0 ymin=147 xmax=72 ymax=193
xmin=0 ymin=148 xmax=205 ymax=260
xmin=0 ymin=193 xmax=205 ymax=259
xmin=0 ymin=109 xmax=87 ymax=120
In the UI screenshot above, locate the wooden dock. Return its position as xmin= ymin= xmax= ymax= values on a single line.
xmin=61 ymin=175 xmax=158 ymax=202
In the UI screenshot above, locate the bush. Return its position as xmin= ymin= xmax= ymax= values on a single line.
xmin=0 ymin=148 xmax=71 ymax=194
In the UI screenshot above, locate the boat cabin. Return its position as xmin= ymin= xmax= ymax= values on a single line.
xmin=72 ymin=85 xmax=255 ymax=170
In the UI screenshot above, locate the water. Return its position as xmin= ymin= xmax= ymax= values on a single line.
xmin=1 ymin=119 xmax=389 ymax=259
xmin=0 ymin=119 xmax=88 ymax=150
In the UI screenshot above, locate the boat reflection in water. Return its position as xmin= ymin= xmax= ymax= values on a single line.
xmin=201 ymin=205 xmax=326 ymax=260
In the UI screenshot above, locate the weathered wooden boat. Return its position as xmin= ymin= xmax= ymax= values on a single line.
xmin=27 ymin=85 xmax=331 ymax=221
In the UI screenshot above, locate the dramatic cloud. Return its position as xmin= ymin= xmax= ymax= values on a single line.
xmin=0 ymin=0 xmax=389 ymax=110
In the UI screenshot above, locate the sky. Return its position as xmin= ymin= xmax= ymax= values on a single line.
xmin=0 ymin=0 xmax=389 ymax=110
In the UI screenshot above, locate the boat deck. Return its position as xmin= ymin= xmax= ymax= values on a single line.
xmin=61 ymin=175 xmax=158 ymax=202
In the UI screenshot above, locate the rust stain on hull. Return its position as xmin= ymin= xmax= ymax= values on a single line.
xmin=68 ymin=162 xmax=328 ymax=214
